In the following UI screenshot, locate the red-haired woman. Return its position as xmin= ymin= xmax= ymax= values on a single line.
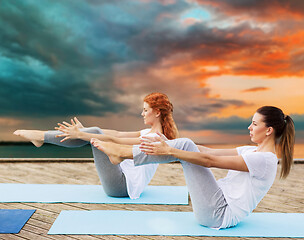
xmin=91 ymin=106 xmax=295 ymax=228
xmin=13 ymin=93 xmax=178 ymax=199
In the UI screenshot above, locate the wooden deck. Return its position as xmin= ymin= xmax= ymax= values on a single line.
xmin=0 ymin=161 xmax=303 ymax=240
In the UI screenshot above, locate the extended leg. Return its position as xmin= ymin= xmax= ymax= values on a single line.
xmin=44 ymin=127 xmax=101 ymax=147
xmin=13 ymin=130 xmax=45 ymax=147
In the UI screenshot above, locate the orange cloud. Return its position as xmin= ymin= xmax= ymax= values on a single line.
xmin=181 ymin=1 xmax=304 ymax=79
xmin=242 ymin=87 xmax=270 ymax=93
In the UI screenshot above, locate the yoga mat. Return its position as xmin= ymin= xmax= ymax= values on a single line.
xmin=0 ymin=209 xmax=35 ymax=234
xmin=0 ymin=184 xmax=188 ymax=205
xmin=48 ymin=210 xmax=304 ymax=237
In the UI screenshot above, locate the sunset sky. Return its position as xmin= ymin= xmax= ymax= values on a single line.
xmin=1 ymin=0 xmax=304 ymax=143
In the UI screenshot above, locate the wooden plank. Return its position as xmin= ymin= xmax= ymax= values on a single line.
xmin=0 ymin=162 xmax=303 ymax=240
xmin=0 ymin=235 xmax=28 ymax=240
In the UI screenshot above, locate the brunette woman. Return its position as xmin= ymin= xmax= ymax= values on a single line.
xmin=91 ymin=106 xmax=295 ymax=228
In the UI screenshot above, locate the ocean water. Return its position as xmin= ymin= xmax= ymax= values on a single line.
xmin=0 ymin=143 xmax=93 ymax=158
xmin=0 ymin=143 xmax=303 ymax=158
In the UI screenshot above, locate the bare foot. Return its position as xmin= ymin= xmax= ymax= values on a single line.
xmin=90 ymin=138 xmax=132 ymax=165
xmin=13 ymin=130 xmax=45 ymax=147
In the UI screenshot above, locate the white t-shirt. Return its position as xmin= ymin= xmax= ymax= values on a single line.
xmin=120 ymin=129 xmax=159 ymax=199
xmin=217 ymin=146 xmax=278 ymax=228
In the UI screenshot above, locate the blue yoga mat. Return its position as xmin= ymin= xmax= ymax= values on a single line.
xmin=0 ymin=209 xmax=35 ymax=234
xmin=48 ymin=210 xmax=304 ymax=237
xmin=0 ymin=184 xmax=188 ymax=205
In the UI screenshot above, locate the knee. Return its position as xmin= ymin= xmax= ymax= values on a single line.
xmin=195 ymin=216 xmax=211 ymax=228
xmin=194 ymin=212 xmax=216 ymax=228
xmin=193 ymin=205 xmax=224 ymax=228
xmin=103 ymin=187 xmax=128 ymax=198
xmin=105 ymin=191 xmax=125 ymax=198
xmin=82 ymin=127 xmax=103 ymax=134
xmin=174 ymin=138 xmax=197 ymax=151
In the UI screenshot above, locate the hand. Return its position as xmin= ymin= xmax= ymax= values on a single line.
xmin=139 ymin=132 xmax=168 ymax=143
xmin=139 ymin=137 xmax=171 ymax=155
xmin=74 ymin=117 xmax=84 ymax=128
xmin=156 ymin=132 xmax=168 ymax=141
xmin=55 ymin=119 xmax=81 ymax=142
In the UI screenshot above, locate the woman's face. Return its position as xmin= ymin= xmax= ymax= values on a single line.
xmin=141 ymin=102 xmax=160 ymax=126
xmin=248 ymin=112 xmax=270 ymax=144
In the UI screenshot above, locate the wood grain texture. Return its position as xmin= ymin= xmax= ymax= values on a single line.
xmin=0 ymin=161 xmax=303 ymax=240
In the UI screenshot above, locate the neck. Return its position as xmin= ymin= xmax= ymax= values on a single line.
xmin=150 ymin=121 xmax=163 ymax=134
xmin=256 ymin=136 xmax=276 ymax=154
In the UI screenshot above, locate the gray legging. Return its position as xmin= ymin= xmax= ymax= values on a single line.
xmin=133 ymin=138 xmax=228 ymax=228
xmin=44 ymin=127 xmax=128 ymax=197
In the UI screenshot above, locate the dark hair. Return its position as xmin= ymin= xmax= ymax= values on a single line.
xmin=256 ymin=106 xmax=295 ymax=178
xmin=144 ymin=92 xmax=178 ymax=140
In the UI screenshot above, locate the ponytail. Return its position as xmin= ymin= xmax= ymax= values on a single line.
xmin=257 ymin=106 xmax=295 ymax=179
xmin=278 ymin=115 xmax=295 ymax=179
xmin=161 ymin=110 xmax=179 ymax=140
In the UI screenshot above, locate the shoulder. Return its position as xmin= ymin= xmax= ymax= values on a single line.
xmin=236 ymin=145 xmax=257 ymax=155
xmin=242 ymin=150 xmax=277 ymax=164
xmin=242 ymin=151 xmax=278 ymax=179
xmin=140 ymin=128 xmax=151 ymax=136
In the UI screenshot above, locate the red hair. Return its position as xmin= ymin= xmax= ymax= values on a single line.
xmin=144 ymin=92 xmax=178 ymax=140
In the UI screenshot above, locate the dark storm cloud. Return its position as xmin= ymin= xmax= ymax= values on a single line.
xmin=181 ymin=115 xmax=251 ymax=133
xmin=129 ymin=19 xmax=272 ymax=64
xmin=0 ymin=0 xmax=132 ymax=117
xmin=177 ymin=107 xmax=304 ymax=140
xmin=179 ymin=113 xmax=304 ymax=139
xmin=175 ymin=98 xmax=251 ymax=132
xmin=1 ymin=0 xmax=303 ymax=121
xmin=292 ymin=115 xmax=304 ymax=131
xmin=199 ymin=0 xmax=304 ymax=19
xmin=0 ymin=0 xmax=192 ymax=117
xmin=190 ymin=99 xmax=250 ymax=114
xmin=0 ymin=75 xmax=125 ymax=117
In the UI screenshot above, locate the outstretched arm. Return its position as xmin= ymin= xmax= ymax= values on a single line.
xmin=140 ymin=138 xmax=248 ymax=172
xmin=197 ymin=145 xmax=238 ymax=156
xmin=100 ymin=129 xmax=140 ymax=138
xmin=55 ymin=119 xmax=141 ymax=145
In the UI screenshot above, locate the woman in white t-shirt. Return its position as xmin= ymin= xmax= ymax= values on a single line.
xmin=91 ymin=106 xmax=295 ymax=228
xmin=13 ymin=92 xmax=178 ymax=199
